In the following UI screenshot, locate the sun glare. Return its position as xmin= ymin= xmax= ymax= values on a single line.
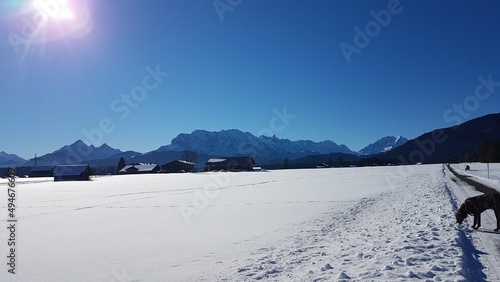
xmin=33 ymin=0 xmax=75 ymax=20
xmin=27 ymin=0 xmax=93 ymax=41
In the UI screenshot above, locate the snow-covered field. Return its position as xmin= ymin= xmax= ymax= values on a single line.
xmin=0 ymin=164 xmax=499 ymax=281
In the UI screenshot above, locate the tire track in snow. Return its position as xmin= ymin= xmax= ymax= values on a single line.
xmin=1 ymin=175 xmax=322 ymax=221
xmin=447 ymin=164 xmax=499 ymax=195
xmin=18 ymin=174 xmax=329 ymax=206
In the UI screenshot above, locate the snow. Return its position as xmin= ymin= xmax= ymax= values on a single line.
xmin=206 ymin=158 xmax=227 ymax=163
xmin=450 ymin=162 xmax=500 ymax=187
xmin=359 ymin=136 xmax=408 ymax=155
xmin=0 ymin=164 xmax=499 ymax=281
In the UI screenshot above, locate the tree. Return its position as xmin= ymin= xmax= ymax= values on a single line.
xmin=477 ymin=140 xmax=500 ymax=179
xmin=478 ymin=140 xmax=500 ymax=163
xmin=283 ymin=158 xmax=289 ymax=169
xmin=336 ymin=156 xmax=345 ymax=167
xmin=117 ymin=157 xmax=126 ymax=173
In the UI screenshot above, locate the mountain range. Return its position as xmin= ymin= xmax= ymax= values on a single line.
xmin=157 ymin=129 xmax=354 ymax=159
xmin=3 ymin=112 xmax=498 ymax=168
xmin=0 ymin=131 xmax=406 ymax=168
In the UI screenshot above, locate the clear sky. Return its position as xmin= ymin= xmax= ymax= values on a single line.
xmin=1 ymin=0 xmax=500 ymax=159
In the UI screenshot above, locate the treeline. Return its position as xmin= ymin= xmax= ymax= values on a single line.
xmin=477 ymin=140 xmax=500 ymax=163
xmin=0 ymin=165 xmax=118 ymax=178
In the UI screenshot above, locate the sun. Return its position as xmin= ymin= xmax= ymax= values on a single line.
xmin=22 ymin=0 xmax=93 ymax=45
xmin=33 ymin=0 xmax=75 ymax=20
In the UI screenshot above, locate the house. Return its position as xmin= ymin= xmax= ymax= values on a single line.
xmin=161 ymin=160 xmax=196 ymax=173
xmin=205 ymin=156 xmax=256 ymax=171
xmin=53 ymin=164 xmax=91 ymax=181
xmin=29 ymin=166 xmax=55 ymax=177
xmin=119 ymin=163 xmax=161 ymax=174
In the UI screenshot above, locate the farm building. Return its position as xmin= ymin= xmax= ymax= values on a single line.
xmin=29 ymin=166 xmax=55 ymax=177
xmin=119 ymin=163 xmax=161 ymax=174
xmin=161 ymin=160 xmax=196 ymax=173
xmin=205 ymin=156 xmax=256 ymax=171
xmin=53 ymin=164 xmax=91 ymax=181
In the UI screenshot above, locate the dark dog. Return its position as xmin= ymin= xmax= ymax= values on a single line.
xmin=456 ymin=193 xmax=500 ymax=231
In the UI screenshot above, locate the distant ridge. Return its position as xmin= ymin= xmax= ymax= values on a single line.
xmin=22 ymin=140 xmax=124 ymax=166
xmin=359 ymin=136 xmax=408 ymax=155
xmin=382 ymin=113 xmax=500 ymax=164
xmin=0 ymin=151 xmax=26 ymax=167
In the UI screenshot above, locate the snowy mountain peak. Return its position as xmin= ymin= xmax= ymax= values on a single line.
xmin=158 ymin=129 xmax=355 ymax=160
xmin=359 ymin=136 xmax=408 ymax=155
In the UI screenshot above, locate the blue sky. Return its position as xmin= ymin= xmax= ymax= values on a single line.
xmin=1 ymin=0 xmax=500 ymax=159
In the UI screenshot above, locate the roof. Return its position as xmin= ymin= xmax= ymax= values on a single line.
xmin=30 ymin=166 xmax=55 ymax=172
xmin=164 ymin=160 xmax=196 ymax=166
xmin=205 ymin=156 xmax=256 ymax=166
xmin=53 ymin=164 xmax=90 ymax=176
xmin=119 ymin=164 xmax=160 ymax=173
xmin=206 ymin=158 xmax=226 ymax=164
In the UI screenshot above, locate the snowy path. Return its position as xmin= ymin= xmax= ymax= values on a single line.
xmin=219 ymin=165 xmax=499 ymax=281
xmin=445 ymin=166 xmax=500 ymax=282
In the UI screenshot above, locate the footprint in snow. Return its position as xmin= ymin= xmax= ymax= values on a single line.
xmin=320 ymin=263 xmax=333 ymax=271
xmin=337 ymin=271 xmax=351 ymax=279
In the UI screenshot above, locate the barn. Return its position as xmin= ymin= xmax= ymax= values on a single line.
xmin=29 ymin=166 xmax=55 ymax=177
xmin=161 ymin=160 xmax=196 ymax=173
xmin=53 ymin=164 xmax=91 ymax=181
xmin=205 ymin=156 xmax=256 ymax=171
xmin=119 ymin=163 xmax=161 ymax=174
